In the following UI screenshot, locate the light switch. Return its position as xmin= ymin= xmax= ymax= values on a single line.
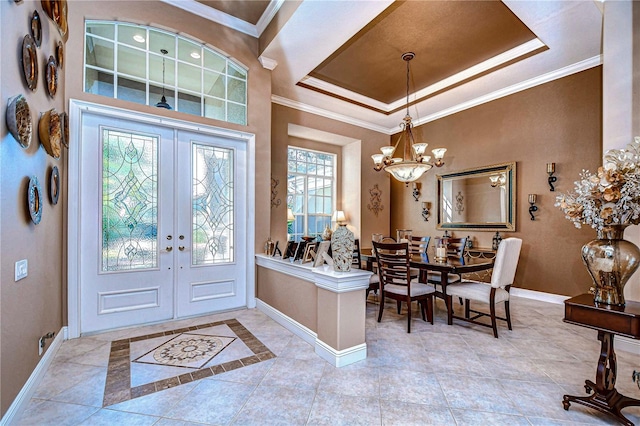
xmin=15 ymin=259 xmax=28 ymax=281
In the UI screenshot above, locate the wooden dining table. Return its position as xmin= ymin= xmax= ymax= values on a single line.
xmin=360 ymin=247 xmax=495 ymax=306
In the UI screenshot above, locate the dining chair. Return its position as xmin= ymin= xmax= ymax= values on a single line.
xmin=445 ymin=237 xmax=522 ymax=338
xmin=373 ymin=240 xmax=435 ymax=333
xmin=427 ymin=237 xmax=467 ymax=291
xmin=352 ymin=239 xmax=380 ymax=300
xmin=409 ymin=236 xmax=430 ymax=282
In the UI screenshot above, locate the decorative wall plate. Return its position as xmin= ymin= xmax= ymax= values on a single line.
xmin=28 ymin=176 xmax=43 ymax=225
xmin=56 ymin=40 xmax=64 ymax=68
xmin=41 ymin=0 xmax=67 ymax=39
xmin=49 ymin=166 xmax=60 ymax=205
xmin=22 ymin=34 xmax=38 ymax=91
xmin=6 ymin=94 xmax=33 ymax=148
xmin=59 ymin=111 xmax=69 ymax=148
xmin=38 ymin=108 xmax=61 ymax=159
xmin=45 ymin=56 xmax=58 ymax=98
xmin=31 ymin=10 xmax=42 ymax=47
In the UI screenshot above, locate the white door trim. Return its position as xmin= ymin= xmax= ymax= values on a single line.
xmin=67 ymin=99 xmax=256 ymax=338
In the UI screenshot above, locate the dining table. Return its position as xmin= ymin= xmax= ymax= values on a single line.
xmin=360 ymin=247 xmax=496 ymax=307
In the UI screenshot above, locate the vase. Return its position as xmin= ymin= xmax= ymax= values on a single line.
xmin=581 ymin=224 xmax=640 ymax=306
xmin=331 ymin=225 xmax=354 ymax=272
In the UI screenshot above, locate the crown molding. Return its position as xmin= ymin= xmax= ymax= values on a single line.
xmin=275 ymin=55 xmax=602 ymax=134
xmin=256 ymin=0 xmax=285 ymax=36
xmin=271 ymin=95 xmax=392 ymax=134
xmin=259 ymin=56 xmax=278 ymax=71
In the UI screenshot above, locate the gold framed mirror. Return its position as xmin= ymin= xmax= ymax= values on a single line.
xmin=437 ymin=162 xmax=516 ymax=231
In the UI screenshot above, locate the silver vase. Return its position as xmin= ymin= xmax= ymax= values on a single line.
xmin=581 ymin=224 xmax=640 ymax=306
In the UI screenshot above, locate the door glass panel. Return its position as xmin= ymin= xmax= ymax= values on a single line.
xmin=102 ymin=129 xmax=158 ymax=272
xmin=192 ymin=143 xmax=234 ymax=265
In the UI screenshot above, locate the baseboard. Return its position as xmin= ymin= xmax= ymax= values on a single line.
xmin=256 ymin=299 xmax=317 ymax=346
xmin=314 ymin=339 xmax=367 ymax=367
xmin=511 ymin=287 xmax=569 ymax=305
xmin=1 ymin=326 xmax=67 ymax=426
xmin=616 ymin=336 xmax=640 ymax=355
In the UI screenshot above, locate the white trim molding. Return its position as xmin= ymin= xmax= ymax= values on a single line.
xmin=511 ymin=287 xmax=569 ymax=305
xmin=1 ymin=327 xmax=66 ymax=425
xmin=256 ymin=299 xmax=316 ymax=346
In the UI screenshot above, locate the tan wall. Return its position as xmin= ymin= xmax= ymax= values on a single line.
xmin=1 ymin=0 xmax=66 ymax=415
xmin=316 ymin=288 xmax=365 ymax=351
xmin=256 ymin=267 xmax=317 ymax=331
xmin=270 ymin=103 xmax=391 ymax=247
xmin=390 ymin=68 xmax=603 ymax=297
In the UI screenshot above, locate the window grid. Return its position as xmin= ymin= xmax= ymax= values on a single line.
xmin=84 ymin=21 xmax=247 ymax=125
xmin=287 ymin=147 xmax=336 ymax=241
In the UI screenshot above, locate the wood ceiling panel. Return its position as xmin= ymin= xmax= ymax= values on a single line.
xmin=309 ymin=0 xmax=537 ymax=104
xmin=195 ymin=0 xmax=270 ymax=25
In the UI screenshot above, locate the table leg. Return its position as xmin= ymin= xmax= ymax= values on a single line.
xmin=562 ymin=331 xmax=640 ymax=425
xmin=441 ymin=271 xmax=449 ymax=311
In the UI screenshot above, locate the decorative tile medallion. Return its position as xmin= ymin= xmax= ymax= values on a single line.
xmin=103 ymin=318 xmax=275 ymax=407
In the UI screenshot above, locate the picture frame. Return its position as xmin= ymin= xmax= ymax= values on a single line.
xmin=302 ymin=241 xmax=318 ymax=263
xmin=283 ymin=241 xmax=298 ymax=260
xmin=272 ymin=241 xmax=281 ymax=257
xmin=293 ymin=241 xmax=307 ymax=262
xmin=313 ymin=241 xmax=331 ymax=267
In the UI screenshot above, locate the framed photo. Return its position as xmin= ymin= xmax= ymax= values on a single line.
xmin=302 ymin=241 xmax=318 ymax=263
xmin=293 ymin=241 xmax=307 ymax=262
xmin=272 ymin=241 xmax=281 ymax=257
xmin=313 ymin=241 xmax=331 ymax=267
xmin=283 ymin=241 xmax=298 ymax=260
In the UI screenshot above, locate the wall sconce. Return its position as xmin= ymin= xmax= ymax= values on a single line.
xmin=412 ymin=182 xmax=420 ymax=201
xmin=547 ymin=163 xmax=557 ymax=191
xmin=421 ymin=201 xmax=430 ymax=221
xmin=528 ymin=194 xmax=538 ymax=220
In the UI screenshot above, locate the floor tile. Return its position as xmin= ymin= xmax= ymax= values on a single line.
xmin=306 ymin=391 xmax=381 ymax=425
xmin=231 ymin=384 xmax=316 ymax=425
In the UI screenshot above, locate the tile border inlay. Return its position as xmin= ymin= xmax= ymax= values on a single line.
xmin=103 ymin=318 xmax=275 ymax=406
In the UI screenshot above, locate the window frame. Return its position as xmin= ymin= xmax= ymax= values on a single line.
xmin=286 ymin=146 xmax=337 ymax=241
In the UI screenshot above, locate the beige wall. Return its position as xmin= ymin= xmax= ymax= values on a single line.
xmin=1 ymin=0 xmax=66 ymax=414
xmin=270 ymin=103 xmax=391 ymax=246
xmin=390 ymin=68 xmax=603 ymax=297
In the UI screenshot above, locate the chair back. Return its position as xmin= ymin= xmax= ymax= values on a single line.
xmin=446 ymin=237 xmax=467 ymax=257
xmin=352 ymin=238 xmax=362 ymax=269
xmin=372 ymin=241 xmax=411 ymax=288
xmin=409 ymin=236 xmax=430 ymax=255
xmin=490 ymin=238 xmax=522 ymax=288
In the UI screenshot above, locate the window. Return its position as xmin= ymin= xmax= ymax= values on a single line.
xmin=84 ymin=21 xmax=247 ymax=125
xmin=287 ymin=147 xmax=336 ymax=241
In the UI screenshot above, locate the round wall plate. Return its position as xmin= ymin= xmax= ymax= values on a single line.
xmin=49 ymin=166 xmax=60 ymax=205
xmin=28 ymin=175 xmax=43 ymax=225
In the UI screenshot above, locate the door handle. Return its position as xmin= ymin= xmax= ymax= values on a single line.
xmin=166 ymin=246 xmax=173 ymax=252
xmin=179 ymin=246 xmax=185 ymax=251
xmin=167 ymin=235 xmax=173 ymax=240
xmin=179 ymin=235 xmax=185 ymax=240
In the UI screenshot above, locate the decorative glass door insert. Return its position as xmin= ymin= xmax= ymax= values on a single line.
xmin=101 ymin=128 xmax=158 ymax=272
xmin=192 ymin=143 xmax=234 ymax=265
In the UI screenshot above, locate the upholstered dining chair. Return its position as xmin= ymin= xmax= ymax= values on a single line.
xmin=445 ymin=237 xmax=522 ymax=338
xmin=427 ymin=237 xmax=467 ymax=291
xmin=373 ymin=240 xmax=435 ymax=333
xmin=352 ymin=239 xmax=381 ymax=300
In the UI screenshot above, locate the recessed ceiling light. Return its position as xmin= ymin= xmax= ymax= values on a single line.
xmin=133 ymin=34 xmax=145 ymax=43
xmin=190 ymin=52 xmax=201 ymax=59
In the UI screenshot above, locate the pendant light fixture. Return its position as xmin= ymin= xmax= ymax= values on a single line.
xmin=371 ymin=52 xmax=447 ymax=183
xmin=155 ymin=48 xmax=172 ymax=110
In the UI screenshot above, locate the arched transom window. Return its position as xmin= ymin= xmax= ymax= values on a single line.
xmin=84 ymin=21 xmax=247 ymax=125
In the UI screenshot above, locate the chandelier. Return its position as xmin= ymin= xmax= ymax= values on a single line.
xmin=372 ymin=52 xmax=446 ymax=183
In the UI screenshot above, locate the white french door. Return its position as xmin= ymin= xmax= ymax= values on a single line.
xmin=78 ymin=111 xmax=247 ymax=334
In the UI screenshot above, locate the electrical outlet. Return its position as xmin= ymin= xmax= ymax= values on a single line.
xmin=15 ymin=259 xmax=28 ymax=281
xmin=38 ymin=337 xmax=44 ymax=356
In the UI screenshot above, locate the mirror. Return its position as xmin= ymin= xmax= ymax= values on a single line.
xmin=437 ymin=162 xmax=516 ymax=231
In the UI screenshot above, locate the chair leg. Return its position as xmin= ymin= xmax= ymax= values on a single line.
xmin=490 ymin=299 xmax=498 ymax=338
xmin=427 ymin=296 xmax=434 ymax=324
xmin=419 ymin=300 xmax=426 ymax=321
xmin=446 ymin=295 xmax=453 ymax=325
xmin=397 ymin=300 xmax=402 ymax=314
xmin=505 ymin=300 xmax=513 ymax=330
xmin=377 ymin=294 xmax=384 ymax=323
xmin=407 ymin=298 xmax=412 ymax=333
xmin=459 ymin=297 xmax=463 ymax=306
xmin=464 ymin=299 xmax=470 ymax=319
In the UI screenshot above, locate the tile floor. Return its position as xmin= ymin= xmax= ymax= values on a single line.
xmin=12 ymin=296 xmax=640 ymax=425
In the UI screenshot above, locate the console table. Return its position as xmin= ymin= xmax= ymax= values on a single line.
xmin=562 ymin=293 xmax=640 ymax=425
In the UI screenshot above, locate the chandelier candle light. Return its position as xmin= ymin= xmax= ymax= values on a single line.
xmin=371 ymin=52 xmax=447 ymax=183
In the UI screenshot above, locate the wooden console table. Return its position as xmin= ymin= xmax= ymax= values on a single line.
xmin=562 ymin=293 xmax=640 ymax=425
